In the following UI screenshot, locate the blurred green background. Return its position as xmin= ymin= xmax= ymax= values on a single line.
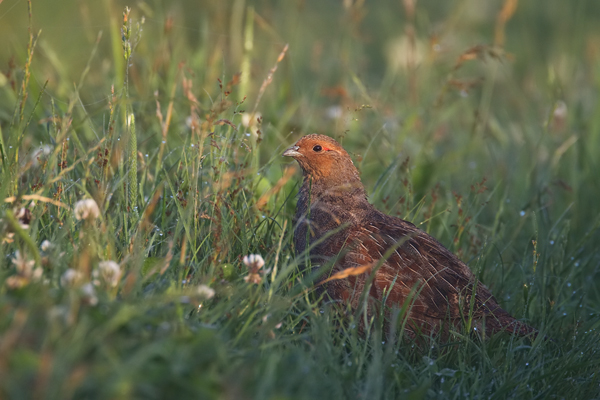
xmin=1 ymin=0 xmax=600 ymax=398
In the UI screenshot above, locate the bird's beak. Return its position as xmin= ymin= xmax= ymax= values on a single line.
xmin=283 ymin=145 xmax=302 ymax=158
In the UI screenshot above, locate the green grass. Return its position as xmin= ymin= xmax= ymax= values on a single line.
xmin=1 ymin=0 xmax=600 ymax=398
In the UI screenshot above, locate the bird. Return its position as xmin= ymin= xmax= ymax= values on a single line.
xmin=283 ymin=133 xmax=538 ymax=340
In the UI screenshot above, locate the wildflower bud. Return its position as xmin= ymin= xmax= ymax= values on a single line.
xmin=94 ymin=261 xmax=122 ymax=288
xmin=196 ymin=284 xmax=215 ymax=300
xmin=243 ymin=254 xmax=265 ymax=270
xmin=61 ymin=269 xmax=83 ymax=288
xmin=12 ymin=250 xmax=35 ymax=276
xmin=41 ymin=240 xmax=52 ymax=252
xmin=81 ymin=283 xmax=98 ymax=306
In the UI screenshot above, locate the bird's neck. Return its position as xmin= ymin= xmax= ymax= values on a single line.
xmin=297 ymin=174 xmax=369 ymax=211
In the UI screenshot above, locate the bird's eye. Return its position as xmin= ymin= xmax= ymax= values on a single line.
xmin=313 ymin=145 xmax=322 ymax=152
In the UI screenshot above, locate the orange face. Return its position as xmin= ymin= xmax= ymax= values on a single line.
xmin=283 ymin=134 xmax=355 ymax=180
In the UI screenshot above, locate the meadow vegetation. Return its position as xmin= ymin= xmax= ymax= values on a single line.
xmin=1 ymin=0 xmax=600 ymax=398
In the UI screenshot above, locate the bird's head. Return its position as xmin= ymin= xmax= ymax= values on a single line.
xmin=283 ymin=134 xmax=361 ymax=185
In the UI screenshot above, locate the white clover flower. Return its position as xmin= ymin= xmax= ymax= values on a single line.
xmin=74 ymin=199 xmax=100 ymax=221
xmin=243 ymin=254 xmax=265 ymax=269
xmin=81 ymin=283 xmax=98 ymax=306
xmin=93 ymin=261 xmax=122 ymax=287
xmin=41 ymin=240 xmax=52 ymax=252
xmin=6 ymin=251 xmax=42 ymax=288
xmin=196 ymin=284 xmax=215 ymax=300
xmin=243 ymin=254 xmax=269 ymax=285
xmin=12 ymin=250 xmax=35 ymax=276
xmin=14 ymin=207 xmax=31 ymax=229
xmin=61 ymin=268 xmax=83 ymax=288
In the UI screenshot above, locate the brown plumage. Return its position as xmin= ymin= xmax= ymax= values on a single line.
xmin=284 ymin=134 xmax=537 ymax=339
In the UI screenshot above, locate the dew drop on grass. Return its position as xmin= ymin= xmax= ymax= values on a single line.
xmin=347 ymin=361 xmax=352 ymax=366
xmin=525 ymin=363 xmax=529 ymax=366
xmin=550 ymin=240 xmax=555 ymax=245
xmin=145 ymin=154 xmax=148 ymax=157
xmin=520 ymin=211 xmax=525 ymax=217
xmin=162 ymin=141 xmax=166 ymax=144
xmin=567 ymin=282 xmax=572 ymax=287
xmin=246 ymin=133 xmax=250 ymax=137
xmin=191 ymin=144 xmax=194 ymax=147
xmin=563 ymin=312 xmax=567 ymax=316
xmin=575 ymin=262 xmax=580 ymax=267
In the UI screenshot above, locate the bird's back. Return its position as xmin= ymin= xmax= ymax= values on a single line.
xmin=298 ymin=197 xmax=537 ymax=339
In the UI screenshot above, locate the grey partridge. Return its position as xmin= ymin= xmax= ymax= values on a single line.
xmin=284 ymin=134 xmax=538 ymax=339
